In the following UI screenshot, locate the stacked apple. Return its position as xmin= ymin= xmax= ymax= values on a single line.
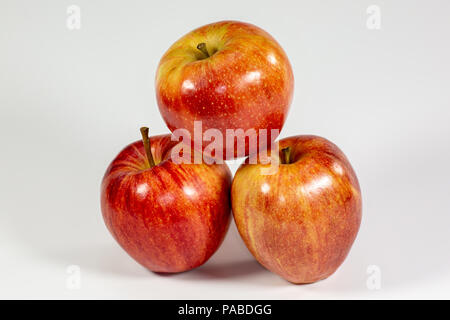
xmin=101 ymin=21 xmax=362 ymax=283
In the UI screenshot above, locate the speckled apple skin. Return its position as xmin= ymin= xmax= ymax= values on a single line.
xmin=101 ymin=134 xmax=232 ymax=273
xmin=156 ymin=20 xmax=294 ymax=159
xmin=231 ymin=136 xmax=362 ymax=283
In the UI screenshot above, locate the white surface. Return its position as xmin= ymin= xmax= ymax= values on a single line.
xmin=1 ymin=0 xmax=450 ymax=299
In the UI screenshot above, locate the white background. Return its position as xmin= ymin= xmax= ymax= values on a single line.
xmin=1 ymin=0 xmax=450 ymax=299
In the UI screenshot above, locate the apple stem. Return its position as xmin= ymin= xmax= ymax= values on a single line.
xmin=197 ymin=43 xmax=210 ymax=58
xmin=281 ymin=147 xmax=291 ymax=164
xmin=140 ymin=127 xmax=156 ymax=168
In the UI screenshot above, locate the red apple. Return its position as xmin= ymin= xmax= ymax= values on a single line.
xmin=101 ymin=128 xmax=231 ymax=273
xmin=231 ymin=135 xmax=362 ymax=283
xmin=155 ymin=20 xmax=294 ymax=159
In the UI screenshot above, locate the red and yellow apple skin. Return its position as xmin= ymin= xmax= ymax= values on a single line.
xmin=101 ymin=134 xmax=232 ymax=273
xmin=231 ymin=136 xmax=362 ymax=284
xmin=156 ymin=20 xmax=294 ymax=159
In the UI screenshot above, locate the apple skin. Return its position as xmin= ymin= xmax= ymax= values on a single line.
xmin=231 ymin=135 xmax=362 ymax=283
xmin=101 ymin=134 xmax=232 ymax=273
xmin=156 ymin=20 xmax=294 ymax=159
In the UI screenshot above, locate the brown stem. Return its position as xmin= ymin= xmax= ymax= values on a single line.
xmin=196 ymin=43 xmax=210 ymax=58
xmin=281 ymin=147 xmax=291 ymax=164
xmin=140 ymin=127 xmax=156 ymax=168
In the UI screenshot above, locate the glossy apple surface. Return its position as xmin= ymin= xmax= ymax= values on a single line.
xmin=101 ymin=133 xmax=231 ymax=273
xmin=231 ymin=135 xmax=362 ymax=283
xmin=156 ymin=20 xmax=294 ymax=159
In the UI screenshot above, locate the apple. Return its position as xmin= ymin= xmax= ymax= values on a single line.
xmin=155 ymin=20 xmax=294 ymax=159
xmin=101 ymin=128 xmax=232 ymax=273
xmin=231 ymin=135 xmax=362 ymax=283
